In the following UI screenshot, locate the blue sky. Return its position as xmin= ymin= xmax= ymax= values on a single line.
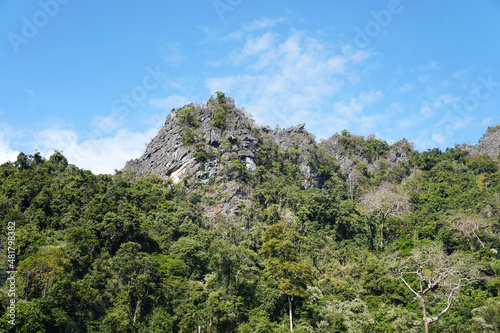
xmin=1 ymin=1 xmax=499 ymax=174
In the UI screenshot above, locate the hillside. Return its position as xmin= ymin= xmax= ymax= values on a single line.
xmin=1 ymin=94 xmax=499 ymax=332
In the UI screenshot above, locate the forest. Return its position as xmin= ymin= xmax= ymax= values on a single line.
xmin=1 ymin=127 xmax=500 ymax=332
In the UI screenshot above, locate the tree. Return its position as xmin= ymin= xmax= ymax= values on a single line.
xmin=447 ymin=213 xmax=493 ymax=249
xmin=17 ymin=247 xmax=71 ymax=299
xmin=259 ymin=216 xmax=313 ymax=332
xmin=361 ymin=182 xmax=411 ymax=247
xmin=393 ymin=243 xmax=480 ymax=333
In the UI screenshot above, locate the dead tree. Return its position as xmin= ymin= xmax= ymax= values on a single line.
xmin=447 ymin=214 xmax=493 ymax=249
xmin=361 ymin=182 xmax=412 ymax=248
xmin=393 ymin=243 xmax=480 ymax=333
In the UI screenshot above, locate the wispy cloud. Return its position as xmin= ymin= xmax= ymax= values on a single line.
xmin=205 ymin=28 xmax=373 ymax=130
xmin=149 ymin=95 xmax=192 ymax=110
xmin=159 ymin=41 xmax=185 ymax=67
xmin=397 ymin=82 xmax=414 ymax=93
xmin=32 ymin=128 xmax=157 ymax=174
xmin=243 ymin=16 xmax=286 ymax=32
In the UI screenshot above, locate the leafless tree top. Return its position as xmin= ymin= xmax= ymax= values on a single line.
xmin=361 ymin=182 xmax=412 ymax=219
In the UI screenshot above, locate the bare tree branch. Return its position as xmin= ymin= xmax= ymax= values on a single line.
xmin=392 ymin=242 xmax=480 ymax=333
xmin=361 ymin=182 xmax=412 ymax=247
xmin=447 ymin=214 xmax=493 ymax=249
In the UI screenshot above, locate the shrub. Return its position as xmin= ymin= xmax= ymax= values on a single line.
xmin=211 ymin=109 xmax=226 ymax=128
xmin=178 ymin=107 xmax=199 ymax=127
xmin=181 ymin=128 xmax=196 ymax=145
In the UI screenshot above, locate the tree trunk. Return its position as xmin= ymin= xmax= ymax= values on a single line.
xmin=288 ymin=295 xmax=293 ymax=332
xmin=380 ymin=219 xmax=385 ymax=248
xmin=133 ymin=299 xmax=141 ymax=324
xmin=421 ymin=297 xmax=429 ymax=333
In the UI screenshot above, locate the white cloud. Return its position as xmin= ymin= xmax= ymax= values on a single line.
xmin=419 ymin=105 xmax=434 ymax=118
xmin=452 ymin=116 xmax=473 ymax=130
xmin=432 ymin=94 xmax=460 ymax=109
xmin=431 ymin=132 xmax=446 ymax=146
xmin=418 ymin=74 xmax=430 ymax=83
xmin=359 ymin=90 xmax=382 ymax=104
xmin=205 ymin=30 xmax=372 ymax=129
xmin=328 ymin=90 xmax=383 ymax=135
xmin=0 ymin=131 xmax=19 ymax=164
xmin=482 ymin=117 xmax=493 ymax=126
xmin=33 ymin=128 xmax=158 ymax=174
xmin=238 ymin=32 xmax=276 ymax=60
xmin=159 ymin=42 xmax=185 ymax=67
xmin=398 ymin=82 xmax=414 ymax=93
xmin=414 ymin=61 xmax=440 ymax=72
xmin=452 ymin=66 xmax=474 ymax=79
xmin=243 ymin=16 xmax=285 ymax=31
xmin=396 ymin=117 xmax=414 ymax=131
xmin=91 ymin=114 xmax=121 ymax=134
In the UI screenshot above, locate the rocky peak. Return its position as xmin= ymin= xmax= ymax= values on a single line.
xmin=124 ymin=94 xmax=322 ymax=185
xmin=124 ymin=94 xmax=324 ymax=216
xmin=124 ymin=94 xmax=257 ymax=183
xmin=456 ymin=125 xmax=500 ymax=159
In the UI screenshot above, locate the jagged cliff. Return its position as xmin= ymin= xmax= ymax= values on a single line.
xmin=124 ymin=94 xmax=318 ymax=186
xmin=456 ymin=125 xmax=500 ymax=159
xmin=124 ymin=93 xmax=320 ymax=215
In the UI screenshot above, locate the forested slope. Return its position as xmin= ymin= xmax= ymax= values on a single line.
xmin=1 ymin=103 xmax=500 ymax=332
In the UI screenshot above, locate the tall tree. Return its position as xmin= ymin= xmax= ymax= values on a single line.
xmin=259 ymin=216 xmax=313 ymax=332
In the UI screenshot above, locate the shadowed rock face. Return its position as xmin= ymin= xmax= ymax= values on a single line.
xmin=123 ymin=96 xmax=319 ymax=188
xmin=456 ymin=125 xmax=500 ymax=159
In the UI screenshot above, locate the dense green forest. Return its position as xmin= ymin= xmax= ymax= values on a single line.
xmin=1 ymin=134 xmax=500 ymax=332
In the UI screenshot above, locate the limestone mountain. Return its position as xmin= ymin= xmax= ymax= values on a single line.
xmin=124 ymin=93 xmax=321 ymax=185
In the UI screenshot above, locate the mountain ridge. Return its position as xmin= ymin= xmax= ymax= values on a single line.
xmin=123 ymin=93 xmax=499 ymax=215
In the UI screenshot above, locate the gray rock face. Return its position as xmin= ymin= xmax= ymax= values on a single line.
xmin=456 ymin=125 xmax=500 ymax=159
xmin=124 ymin=98 xmax=320 ymax=189
xmin=124 ymin=99 xmax=255 ymax=183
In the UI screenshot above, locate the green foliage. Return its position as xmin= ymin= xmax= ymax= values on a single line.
xmin=471 ymin=298 xmax=500 ymax=332
xmin=181 ymin=128 xmax=197 ymax=145
xmin=211 ymin=108 xmax=227 ymax=128
xmin=466 ymin=155 xmax=499 ymax=174
xmin=1 ymin=141 xmax=499 ymax=332
xmin=215 ymin=91 xmax=225 ymax=103
xmin=177 ymin=107 xmax=199 ymax=127
xmin=335 ymin=131 xmax=390 ymax=163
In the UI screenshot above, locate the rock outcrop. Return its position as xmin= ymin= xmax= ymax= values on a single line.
xmin=320 ymin=132 xmax=411 ymax=178
xmin=123 ymin=94 xmax=321 ymax=215
xmin=124 ymin=97 xmax=257 ymax=183
xmin=125 ymin=96 xmax=318 ymax=185
xmin=456 ymin=125 xmax=500 ymax=159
